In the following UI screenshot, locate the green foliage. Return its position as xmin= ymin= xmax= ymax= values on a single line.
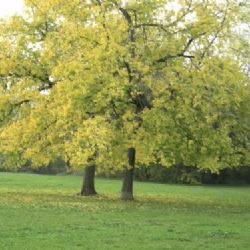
xmin=0 ymin=0 xmax=249 ymax=172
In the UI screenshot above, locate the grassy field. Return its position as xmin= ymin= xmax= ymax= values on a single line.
xmin=0 ymin=172 xmax=249 ymax=250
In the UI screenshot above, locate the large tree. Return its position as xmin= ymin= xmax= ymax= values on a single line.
xmin=0 ymin=0 xmax=249 ymax=199
xmin=0 ymin=0 xmax=103 ymax=195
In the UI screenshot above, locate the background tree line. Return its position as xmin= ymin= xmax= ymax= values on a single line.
xmin=1 ymin=158 xmax=250 ymax=185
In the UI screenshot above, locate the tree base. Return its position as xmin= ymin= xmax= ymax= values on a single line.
xmin=81 ymin=165 xmax=97 ymax=196
xmin=121 ymin=191 xmax=133 ymax=200
xmin=121 ymin=148 xmax=136 ymax=201
xmin=80 ymin=190 xmax=97 ymax=196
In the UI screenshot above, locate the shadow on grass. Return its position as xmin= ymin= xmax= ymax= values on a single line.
xmin=0 ymin=187 xmax=249 ymax=213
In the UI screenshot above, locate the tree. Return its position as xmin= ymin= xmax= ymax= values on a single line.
xmin=0 ymin=0 xmax=249 ymax=200
xmin=0 ymin=0 xmax=103 ymax=195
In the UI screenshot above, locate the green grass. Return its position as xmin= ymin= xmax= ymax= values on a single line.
xmin=0 ymin=172 xmax=250 ymax=250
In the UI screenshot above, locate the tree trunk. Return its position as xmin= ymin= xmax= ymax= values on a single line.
xmin=121 ymin=148 xmax=136 ymax=200
xmin=81 ymin=165 xmax=97 ymax=196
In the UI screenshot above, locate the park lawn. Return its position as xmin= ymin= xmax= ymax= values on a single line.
xmin=0 ymin=172 xmax=249 ymax=250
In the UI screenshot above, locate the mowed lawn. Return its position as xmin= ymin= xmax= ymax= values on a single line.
xmin=0 ymin=173 xmax=249 ymax=250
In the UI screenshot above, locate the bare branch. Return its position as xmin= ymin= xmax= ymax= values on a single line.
xmin=13 ymin=99 xmax=30 ymax=106
xmin=111 ymin=0 xmax=132 ymax=25
xmin=156 ymin=53 xmax=194 ymax=63
xmin=134 ymin=23 xmax=168 ymax=32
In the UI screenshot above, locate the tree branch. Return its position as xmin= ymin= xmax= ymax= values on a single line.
xmin=134 ymin=23 xmax=168 ymax=32
xmin=111 ymin=0 xmax=132 ymax=25
xmin=156 ymin=53 xmax=194 ymax=63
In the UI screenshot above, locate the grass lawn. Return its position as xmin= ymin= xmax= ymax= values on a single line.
xmin=0 ymin=172 xmax=249 ymax=250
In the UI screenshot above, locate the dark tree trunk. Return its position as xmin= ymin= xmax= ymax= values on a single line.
xmin=121 ymin=148 xmax=136 ymax=200
xmin=81 ymin=165 xmax=97 ymax=196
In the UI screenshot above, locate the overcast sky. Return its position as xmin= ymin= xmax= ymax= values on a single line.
xmin=0 ymin=0 xmax=24 ymax=17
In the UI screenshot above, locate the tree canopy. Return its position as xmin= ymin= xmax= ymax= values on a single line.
xmin=0 ymin=0 xmax=249 ymax=180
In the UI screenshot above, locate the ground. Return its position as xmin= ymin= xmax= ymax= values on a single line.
xmin=0 ymin=172 xmax=249 ymax=249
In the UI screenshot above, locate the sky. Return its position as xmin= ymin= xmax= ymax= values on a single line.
xmin=0 ymin=0 xmax=182 ymax=18
xmin=0 ymin=0 xmax=24 ymax=17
